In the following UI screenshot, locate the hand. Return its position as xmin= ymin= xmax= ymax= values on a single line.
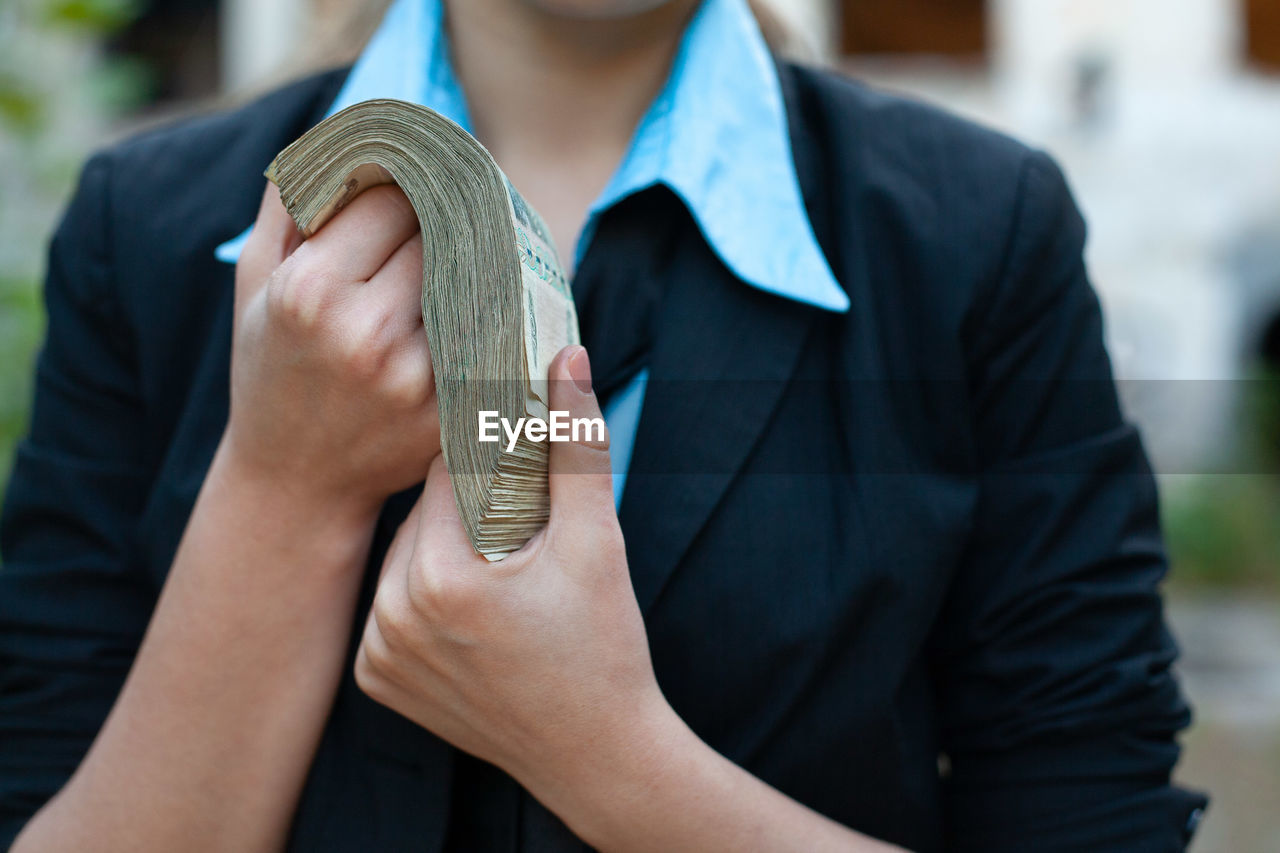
xmin=353 ymin=346 xmax=670 ymax=797
xmin=224 ymin=183 xmax=440 ymax=517
xmin=350 ymin=349 xmax=906 ymax=853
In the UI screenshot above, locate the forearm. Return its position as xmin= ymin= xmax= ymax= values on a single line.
xmin=528 ymin=701 xmax=906 ymax=853
xmin=13 ymin=438 xmax=376 ymax=853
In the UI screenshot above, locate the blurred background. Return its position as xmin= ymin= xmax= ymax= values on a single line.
xmin=1 ymin=0 xmax=1277 ymax=848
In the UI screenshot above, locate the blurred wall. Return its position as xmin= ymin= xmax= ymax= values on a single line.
xmin=773 ymin=0 xmax=1280 ymax=474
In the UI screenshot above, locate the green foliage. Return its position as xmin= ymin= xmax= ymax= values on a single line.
xmin=0 ymin=75 xmax=42 ymax=133
xmin=0 ymin=277 xmax=44 ymax=498
xmin=1165 ymin=475 xmax=1280 ymax=591
xmin=88 ymin=55 xmax=157 ymax=112
xmin=1164 ymin=368 xmax=1280 ymax=590
xmin=0 ymin=0 xmax=148 ymax=138
xmin=42 ymin=0 xmax=139 ymax=32
xmin=0 ymin=0 xmax=146 ymax=513
xmin=1241 ymin=367 xmax=1280 ymax=472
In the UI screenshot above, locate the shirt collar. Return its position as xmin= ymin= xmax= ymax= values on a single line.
xmin=215 ymin=0 xmax=848 ymax=313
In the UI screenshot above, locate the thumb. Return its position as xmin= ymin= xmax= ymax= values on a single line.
xmin=547 ymin=346 xmax=614 ymax=527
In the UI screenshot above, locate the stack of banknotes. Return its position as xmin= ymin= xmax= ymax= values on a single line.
xmin=266 ymin=99 xmax=581 ymax=560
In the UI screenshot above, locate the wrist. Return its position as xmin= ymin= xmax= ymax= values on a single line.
xmin=212 ymin=432 xmax=383 ymax=536
xmin=523 ymin=692 xmax=708 ymax=850
xmin=204 ymin=436 xmax=383 ymax=587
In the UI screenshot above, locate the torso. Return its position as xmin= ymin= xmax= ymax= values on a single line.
xmin=83 ymin=61 xmax=1062 ymax=852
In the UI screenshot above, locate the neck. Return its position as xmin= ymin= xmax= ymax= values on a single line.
xmin=445 ymin=0 xmax=697 ymax=259
xmin=447 ymin=1 xmax=695 ymax=159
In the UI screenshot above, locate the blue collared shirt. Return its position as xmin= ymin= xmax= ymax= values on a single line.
xmin=215 ymin=0 xmax=847 ymax=507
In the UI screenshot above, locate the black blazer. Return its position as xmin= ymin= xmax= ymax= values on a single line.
xmin=0 ymin=62 xmax=1206 ymax=851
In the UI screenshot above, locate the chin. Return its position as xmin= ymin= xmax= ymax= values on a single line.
xmin=520 ymin=0 xmax=680 ymax=19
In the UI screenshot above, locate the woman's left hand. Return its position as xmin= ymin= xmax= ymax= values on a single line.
xmin=354 ymin=345 xmax=671 ymax=798
xmin=354 ymin=345 xmax=909 ymax=853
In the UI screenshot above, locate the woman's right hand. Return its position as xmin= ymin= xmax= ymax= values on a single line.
xmin=224 ymin=183 xmax=439 ymax=517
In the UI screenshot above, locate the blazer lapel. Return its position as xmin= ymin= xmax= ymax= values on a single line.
xmin=618 ymin=225 xmax=819 ymax=614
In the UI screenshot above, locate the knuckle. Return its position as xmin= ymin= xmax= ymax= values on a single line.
xmin=338 ymin=312 xmax=392 ymax=377
xmin=386 ymin=378 xmax=426 ymax=410
xmin=267 ymin=259 xmax=332 ymax=330
xmin=409 ymin=566 xmax=447 ymax=618
xmin=408 ymin=562 xmax=471 ymax=621
xmin=385 ymin=361 xmax=432 ymax=409
xmin=338 ymin=332 xmax=377 ymax=377
xmin=370 ymin=595 xmax=413 ymax=654
xmin=574 ymin=420 xmax=610 ymax=453
xmin=263 ymin=268 xmax=292 ymax=320
xmin=354 ymin=645 xmax=390 ymax=699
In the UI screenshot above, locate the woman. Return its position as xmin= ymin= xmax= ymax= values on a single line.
xmin=0 ymin=0 xmax=1206 ymax=850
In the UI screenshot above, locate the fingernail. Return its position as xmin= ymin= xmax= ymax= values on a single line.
xmin=568 ymin=347 xmax=592 ymax=394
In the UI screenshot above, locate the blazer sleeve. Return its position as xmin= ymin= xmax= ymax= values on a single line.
xmin=932 ymin=150 xmax=1208 ymax=851
xmin=0 ymin=153 xmax=155 ymax=847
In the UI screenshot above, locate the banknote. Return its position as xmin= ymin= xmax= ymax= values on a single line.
xmin=266 ymin=99 xmax=581 ymax=560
